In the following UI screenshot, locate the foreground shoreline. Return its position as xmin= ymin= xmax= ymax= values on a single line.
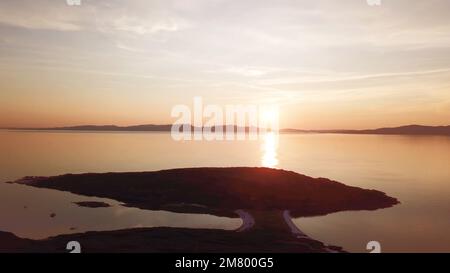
xmin=0 ymin=209 xmax=344 ymax=253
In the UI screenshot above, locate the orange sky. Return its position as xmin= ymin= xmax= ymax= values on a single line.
xmin=1 ymin=0 xmax=450 ymax=129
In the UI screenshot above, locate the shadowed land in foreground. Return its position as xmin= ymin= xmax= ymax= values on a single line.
xmin=0 ymin=226 xmax=342 ymax=253
xmin=1 ymin=167 xmax=399 ymax=253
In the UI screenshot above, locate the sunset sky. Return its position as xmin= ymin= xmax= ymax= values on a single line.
xmin=1 ymin=0 xmax=450 ymax=129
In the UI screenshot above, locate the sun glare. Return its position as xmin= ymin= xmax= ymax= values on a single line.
xmin=261 ymin=132 xmax=279 ymax=168
xmin=259 ymin=107 xmax=280 ymax=132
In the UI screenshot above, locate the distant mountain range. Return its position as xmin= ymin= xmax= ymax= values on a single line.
xmin=283 ymin=125 xmax=450 ymax=136
xmin=6 ymin=124 xmax=450 ymax=136
xmin=32 ymin=124 xmax=174 ymax=132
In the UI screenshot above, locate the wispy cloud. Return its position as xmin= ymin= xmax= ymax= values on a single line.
xmin=253 ymin=68 xmax=450 ymax=86
xmin=0 ymin=0 xmax=190 ymax=35
xmin=0 ymin=1 xmax=83 ymax=31
xmin=110 ymin=16 xmax=187 ymax=35
xmin=1 ymin=0 xmax=450 ymax=128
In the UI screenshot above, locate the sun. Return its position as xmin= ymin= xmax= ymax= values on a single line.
xmin=259 ymin=107 xmax=280 ymax=132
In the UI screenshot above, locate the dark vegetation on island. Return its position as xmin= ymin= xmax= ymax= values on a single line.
xmin=1 ymin=167 xmax=399 ymax=253
xmin=15 ymin=167 xmax=399 ymax=218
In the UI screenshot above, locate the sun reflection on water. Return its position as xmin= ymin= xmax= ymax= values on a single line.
xmin=261 ymin=132 xmax=279 ymax=168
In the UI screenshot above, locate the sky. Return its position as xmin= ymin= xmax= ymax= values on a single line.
xmin=0 ymin=0 xmax=450 ymax=129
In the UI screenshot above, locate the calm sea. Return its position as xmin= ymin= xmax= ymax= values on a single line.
xmin=0 ymin=130 xmax=449 ymax=252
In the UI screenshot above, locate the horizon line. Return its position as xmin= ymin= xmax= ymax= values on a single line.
xmin=2 ymin=123 xmax=450 ymax=132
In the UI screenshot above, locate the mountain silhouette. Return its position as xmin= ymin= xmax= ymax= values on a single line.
xmin=7 ymin=124 xmax=450 ymax=136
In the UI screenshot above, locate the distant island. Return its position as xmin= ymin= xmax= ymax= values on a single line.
xmin=284 ymin=124 xmax=450 ymax=136
xmin=5 ymin=124 xmax=450 ymax=136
